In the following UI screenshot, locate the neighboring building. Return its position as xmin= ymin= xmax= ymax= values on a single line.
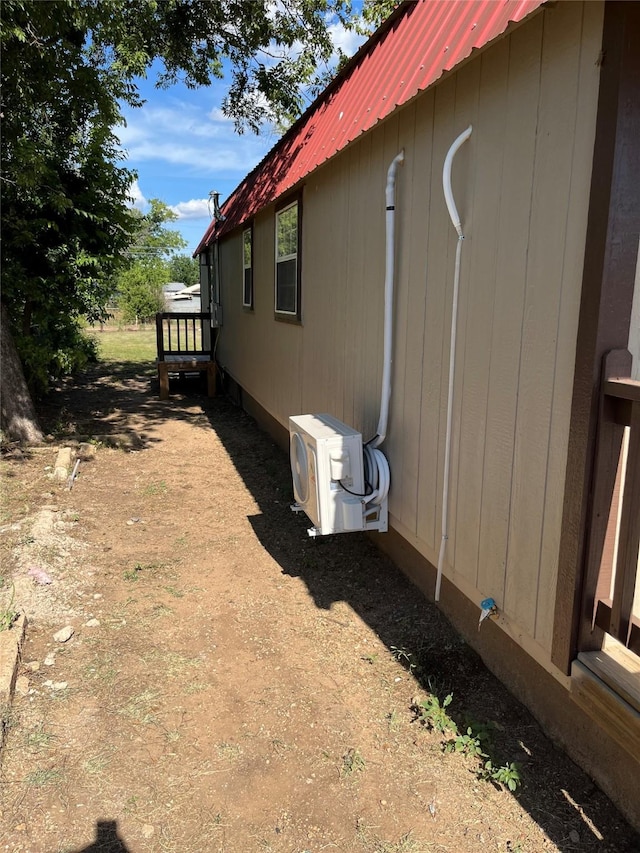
xmin=196 ymin=0 xmax=640 ymax=825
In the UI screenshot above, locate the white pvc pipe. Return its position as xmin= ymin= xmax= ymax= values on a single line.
xmin=371 ymin=150 xmax=405 ymax=449
xmin=436 ymin=126 xmax=472 ymax=602
xmin=443 ymin=125 xmax=472 ymax=237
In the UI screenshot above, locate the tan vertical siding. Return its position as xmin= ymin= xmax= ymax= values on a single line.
xmin=476 ymin=20 xmax=541 ymax=609
xmin=417 ymin=76 xmax=457 ymax=554
xmin=217 ymin=1 xmax=603 ymax=663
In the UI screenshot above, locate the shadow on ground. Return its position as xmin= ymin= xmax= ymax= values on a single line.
xmin=37 ymin=368 xmax=640 ymax=853
xmin=66 ymin=820 xmax=131 ymax=853
xmin=200 ymin=397 xmax=639 ymax=853
xmin=38 ymin=361 xmax=212 ymax=449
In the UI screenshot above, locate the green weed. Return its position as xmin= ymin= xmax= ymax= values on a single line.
xmin=341 ymin=747 xmax=365 ymax=777
xmin=414 ymin=692 xmax=522 ymax=791
xmin=0 ymin=582 xmax=18 ymax=631
xmin=415 ymin=693 xmax=455 ymax=735
xmin=142 ymin=480 xmax=167 ymax=496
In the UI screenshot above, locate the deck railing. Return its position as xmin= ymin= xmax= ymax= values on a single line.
xmin=155 ymin=311 xmax=212 ymax=360
xmin=592 ymin=355 xmax=640 ymax=655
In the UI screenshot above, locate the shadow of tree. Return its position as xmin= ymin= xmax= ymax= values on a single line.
xmin=37 ymin=360 xmax=214 ymax=450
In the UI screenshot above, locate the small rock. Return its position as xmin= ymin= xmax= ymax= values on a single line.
xmin=569 ymin=830 xmax=580 ymax=843
xmin=43 ymin=680 xmax=67 ymax=691
xmin=43 ymin=653 xmax=56 ymax=667
xmin=15 ymin=676 xmax=29 ymax=696
xmin=85 ymin=618 xmax=100 ymax=628
xmin=24 ymin=660 xmax=40 ymax=672
xmin=141 ymin=825 xmax=155 ymax=839
xmin=93 ymin=594 xmax=102 ymax=600
xmin=53 ymin=625 xmax=74 ymax=643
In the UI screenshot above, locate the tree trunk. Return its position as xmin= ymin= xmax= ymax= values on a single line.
xmin=1 ymin=303 xmax=43 ymax=444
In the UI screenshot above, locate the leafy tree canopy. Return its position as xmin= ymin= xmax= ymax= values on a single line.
xmin=1 ymin=0 xmax=410 ymax=440
xmin=126 ymin=199 xmax=188 ymax=264
xmin=1 ymin=0 xmax=365 ymax=403
xmin=169 ymin=255 xmax=200 ymax=286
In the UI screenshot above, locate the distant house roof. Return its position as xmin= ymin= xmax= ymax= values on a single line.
xmin=195 ymin=0 xmax=547 ymax=253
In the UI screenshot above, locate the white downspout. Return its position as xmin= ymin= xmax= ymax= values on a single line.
xmin=436 ymin=125 xmax=472 ymax=602
xmin=371 ymin=149 xmax=405 ymax=449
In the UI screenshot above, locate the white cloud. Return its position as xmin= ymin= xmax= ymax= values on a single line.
xmin=169 ymin=199 xmax=211 ymax=220
xmin=127 ymin=179 xmax=147 ymax=210
xmin=328 ymin=21 xmax=365 ymax=59
xmin=117 ymin=101 xmax=272 ymax=175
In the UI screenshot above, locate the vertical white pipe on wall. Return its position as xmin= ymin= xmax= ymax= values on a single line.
xmin=436 ymin=125 xmax=472 ymax=602
xmin=371 ymin=149 xmax=405 ymax=449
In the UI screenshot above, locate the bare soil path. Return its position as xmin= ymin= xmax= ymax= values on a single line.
xmin=1 ymin=361 xmax=638 ymax=853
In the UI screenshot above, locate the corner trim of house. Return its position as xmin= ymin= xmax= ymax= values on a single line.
xmin=552 ymin=0 xmax=640 ymax=673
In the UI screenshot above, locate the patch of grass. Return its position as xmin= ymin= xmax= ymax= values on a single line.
xmin=84 ymin=655 xmax=118 ymax=685
xmin=87 ymin=327 xmax=156 ymax=363
xmin=143 ymin=649 xmax=201 ymax=679
xmin=386 ymin=709 xmax=400 ymax=731
xmin=142 ymin=480 xmax=167 ymax=496
xmin=123 ymin=795 xmax=139 ymax=815
xmin=25 ymin=767 xmax=63 ymax=787
xmin=83 ymin=753 xmax=111 ymax=775
xmin=26 ymin=724 xmax=56 ymax=751
xmin=341 ymin=747 xmax=365 ymax=777
xmin=184 ymin=681 xmax=208 ymax=695
xmin=49 ymin=686 xmax=71 ymax=702
xmin=151 ymin=603 xmax=174 ymax=619
xmin=123 ymin=560 xmax=162 ymax=582
xmin=390 ymin=645 xmax=419 ymax=675
xmin=119 ymin=689 xmax=159 ymax=724
xmin=164 ymin=585 xmax=184 ymax=598
xmin=216 ymin=741 xmax=242 ymax=760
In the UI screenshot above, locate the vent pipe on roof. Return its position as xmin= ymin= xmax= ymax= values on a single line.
xmin=436 ymin=125 xmax=472 ymax=603
xmin=208 ymin=190 xmax=226 ymax=222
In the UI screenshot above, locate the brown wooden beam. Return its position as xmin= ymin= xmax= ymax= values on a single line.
xmin=552 ymin=2 xmax=640 ymax=673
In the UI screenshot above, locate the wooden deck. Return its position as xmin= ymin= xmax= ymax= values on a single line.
xmin=155 ymin=312 xmax=215 ymax=400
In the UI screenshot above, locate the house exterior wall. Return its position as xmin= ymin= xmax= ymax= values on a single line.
xmin=216 ymin=0 xmax=604 ymax=677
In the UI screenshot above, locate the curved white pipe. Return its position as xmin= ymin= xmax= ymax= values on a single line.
xmin=436 ymin=126 xmax=472 ymax=602
xmin=443 ymin=125 xmax=472 ymax=237
xmin=372 ymin=149 xmax=405 ymax=449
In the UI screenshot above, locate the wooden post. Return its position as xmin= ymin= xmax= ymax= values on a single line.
xmin=206 ymin=362 xmax=216 ymax=397
xmin=158 ymin=363 xmax=170 ymax=400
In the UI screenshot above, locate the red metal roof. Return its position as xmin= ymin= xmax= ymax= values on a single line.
xmin=196 ymin=0 xmax=546 ymax=252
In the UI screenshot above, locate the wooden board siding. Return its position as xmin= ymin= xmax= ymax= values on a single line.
xmin=216 ymin=1 xmax=603 ymax=662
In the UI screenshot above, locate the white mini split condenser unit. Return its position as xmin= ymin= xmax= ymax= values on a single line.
xmin=289 ymin=413 xmax=388 ymax=537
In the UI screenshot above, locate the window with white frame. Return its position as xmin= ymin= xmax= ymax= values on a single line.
xmin=275 ymin=199 xmax=300 ymax=318
xmin=242 ymin=226 xmax=253 ymax=309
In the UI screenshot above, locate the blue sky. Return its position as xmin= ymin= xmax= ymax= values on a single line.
xmin=116 ymin=21 xmax=366 ymax=257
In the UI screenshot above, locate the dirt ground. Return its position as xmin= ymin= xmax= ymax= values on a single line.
xmin=1 ymin=359 xmax=639 ymax=853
